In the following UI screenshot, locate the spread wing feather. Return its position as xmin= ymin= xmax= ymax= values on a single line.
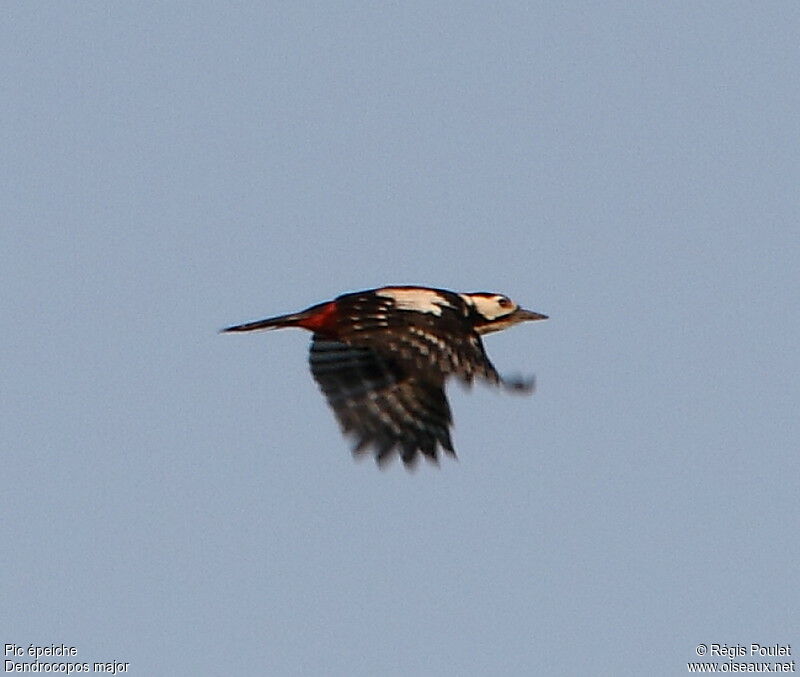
xmin=309 ymin=336 xmax=454 ymax=467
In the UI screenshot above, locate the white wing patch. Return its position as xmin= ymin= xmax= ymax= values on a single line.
xmin=376 ymin=288 xmax=454 ymax=316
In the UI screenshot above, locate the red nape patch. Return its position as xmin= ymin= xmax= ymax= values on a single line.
xmin=296 ymin=302 xmax=338 ymax=333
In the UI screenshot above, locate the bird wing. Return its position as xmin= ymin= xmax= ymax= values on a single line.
xmin=331 ymin=290 xmax=502 ymax=386
xmin=309 ymin=336 xmax=455 ymax=467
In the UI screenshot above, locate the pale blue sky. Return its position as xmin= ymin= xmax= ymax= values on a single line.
xmin=2 ymin=3 xmax=798 ymax=675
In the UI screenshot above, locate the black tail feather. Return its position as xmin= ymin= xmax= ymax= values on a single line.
xmin=221 ymin=312 xmax=304 ymax=333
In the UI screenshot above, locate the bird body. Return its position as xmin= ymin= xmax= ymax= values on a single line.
xmin=223 ymin=286 xmax=547 ymax=467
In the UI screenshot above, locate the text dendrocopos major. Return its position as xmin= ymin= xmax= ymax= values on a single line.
xmin=223 ymin=285 xmax=548 ymax=468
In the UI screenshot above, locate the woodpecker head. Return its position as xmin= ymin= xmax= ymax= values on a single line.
xmin=460 ymin=292 xmax=548 ymax=335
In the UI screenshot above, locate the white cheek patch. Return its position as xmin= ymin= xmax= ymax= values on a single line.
xmin=376 ymin=288 xmax=454 ymax=316
xmin=468 ymin=295 xmax=517 ymax=320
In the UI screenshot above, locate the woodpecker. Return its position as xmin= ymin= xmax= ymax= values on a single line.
xmin=223 ymin=286 xmax=547 ymax=468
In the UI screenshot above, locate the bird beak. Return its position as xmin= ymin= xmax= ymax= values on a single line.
xmin=513 ymin=308 xmax=548 ymax=322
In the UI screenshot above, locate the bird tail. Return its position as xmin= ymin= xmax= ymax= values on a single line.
xmin=220 ymin=301 xmax=332 ymax=333
xmin=220 ymin=312 xmax=306 ymax=333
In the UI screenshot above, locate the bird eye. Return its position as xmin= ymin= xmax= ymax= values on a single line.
xmin=497 ymin=297 xmax=513 ymax=309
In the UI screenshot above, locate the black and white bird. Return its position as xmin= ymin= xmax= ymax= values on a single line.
xmin=223 ymin=286 xmax=547 ymax=467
